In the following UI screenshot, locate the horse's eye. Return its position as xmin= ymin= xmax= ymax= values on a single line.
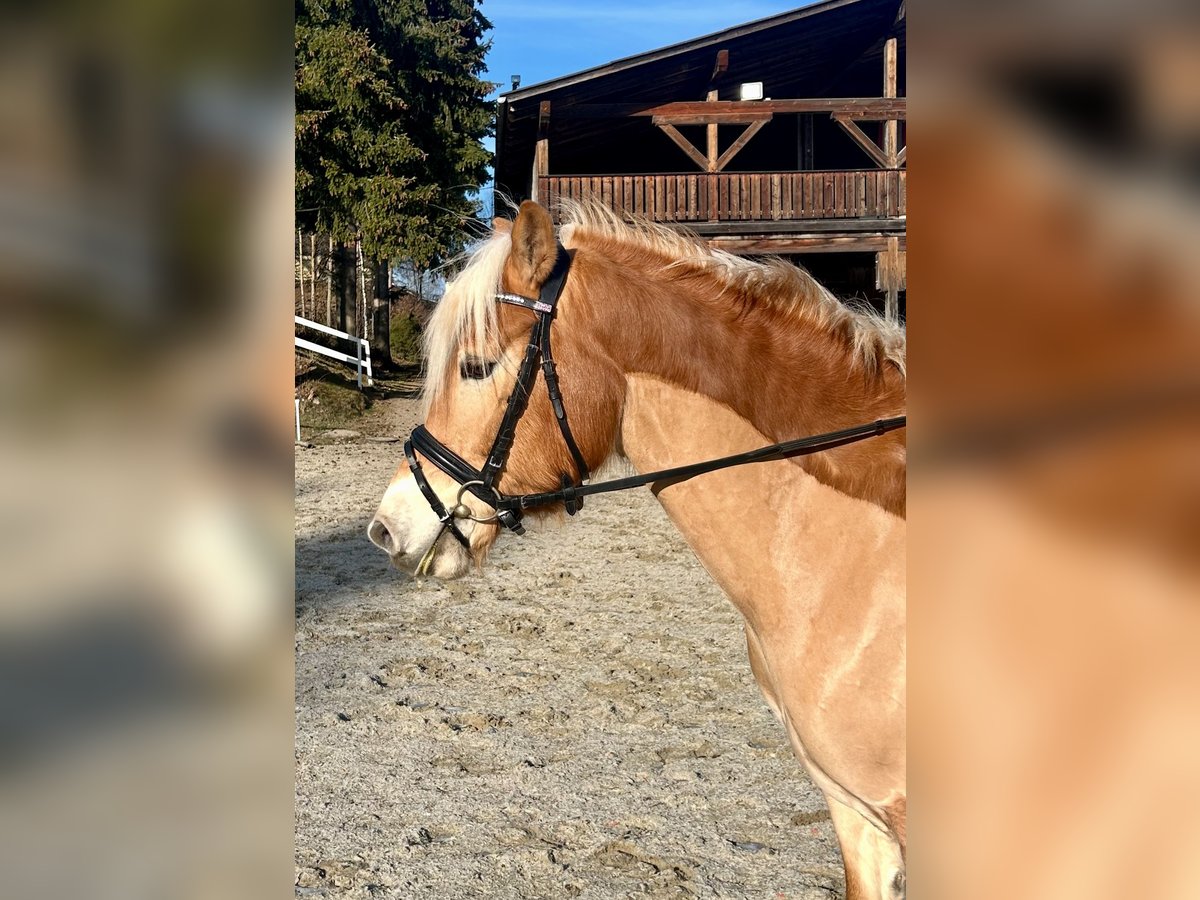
xmin=459 ymin=356 xmax=497 ymax=380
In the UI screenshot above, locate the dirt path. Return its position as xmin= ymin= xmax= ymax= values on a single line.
xmin=295 ymin=398 xmax=843 ymax=899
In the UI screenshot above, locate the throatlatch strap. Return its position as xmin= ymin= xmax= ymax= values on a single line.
xmin=538 ymin=323 xmax=590 ymax=510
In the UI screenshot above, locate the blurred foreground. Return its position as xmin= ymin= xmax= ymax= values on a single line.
xmin=911 ymin=4 xmax=1200 ymax=898
xmin=0 ymin=2 xmax=293 ymax=899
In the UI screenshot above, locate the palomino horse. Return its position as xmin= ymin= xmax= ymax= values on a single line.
xmin=369 ymin=200 xmax=907 ymax=899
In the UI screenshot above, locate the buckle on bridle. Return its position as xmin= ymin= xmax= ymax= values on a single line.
xmin=495 ymin=508 xmax=525 ymax=535
xmin=559 ymin=474 xmax=583 ymax=516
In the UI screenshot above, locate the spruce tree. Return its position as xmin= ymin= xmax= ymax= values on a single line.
xmin=296 ymin=0 xmax=493 ymax=363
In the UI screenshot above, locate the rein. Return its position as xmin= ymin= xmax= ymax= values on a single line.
xmin=405 ymin=242 xmax=906 ymax=573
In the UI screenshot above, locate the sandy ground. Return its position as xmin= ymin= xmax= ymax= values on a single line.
xmin=295 ymin=397 xmax=844 ymax=899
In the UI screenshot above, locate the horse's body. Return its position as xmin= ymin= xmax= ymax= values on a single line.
xmin=622 ymin=376 xmax=905 ymax=898
xmin=370 ymin=201 xmax=906 ymax=898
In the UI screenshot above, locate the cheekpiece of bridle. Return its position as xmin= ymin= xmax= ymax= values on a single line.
xmin=403 ymin=240 xmax=907 ymax=559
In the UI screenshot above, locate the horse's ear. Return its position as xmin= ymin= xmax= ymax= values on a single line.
xmin=492 ymin=217 xmax=513 ymax=235
xmin=506 ymin=201 xmax=556 ymax=291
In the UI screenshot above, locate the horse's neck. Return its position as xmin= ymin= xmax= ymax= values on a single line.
xmin=619 ymin=374 xmax=905 ymax=658
xmin=588 ymin=256 xmax=906 ymax=515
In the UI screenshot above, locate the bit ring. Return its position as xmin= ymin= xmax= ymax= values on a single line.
xmin=452 ymin=481 xmax=501 ymax=523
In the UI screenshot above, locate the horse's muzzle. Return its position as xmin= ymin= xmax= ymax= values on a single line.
xmin=367 ymin=508 xmax=472 ymax=579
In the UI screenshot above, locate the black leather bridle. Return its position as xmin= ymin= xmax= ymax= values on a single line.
xmin=404 ymin=244 xmax=584 ymax=550
xmin=403 ymin=241 xmax=907 ymax=561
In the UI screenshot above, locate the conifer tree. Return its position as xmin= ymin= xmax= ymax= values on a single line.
xmin=296 ymin=0 xmax=493 ymax=362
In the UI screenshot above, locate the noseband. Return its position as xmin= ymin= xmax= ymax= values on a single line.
xmin=404 ymin=241 xmax=906 ymax=571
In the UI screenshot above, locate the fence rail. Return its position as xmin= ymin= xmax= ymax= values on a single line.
xmin=294 ymin=315 xmax=372 ymax=388
xmin=540 ymin=170 xmax=905 ymax=223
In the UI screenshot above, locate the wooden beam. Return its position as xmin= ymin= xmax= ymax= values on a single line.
xmin=710 ymin=49 xmax=729 ymax=82
xmin=652 ymin=110 xmax=773 ymax=126
xmin=706 ymin=89 xmax=719 ymax=172
xmin=708 ymin=234 xmax=906 ymax=254
xmin=656 ymin=123 xmax=708 ymax=171
xmin=684 ymin=218 xmax=904 ymax=236
xmin=883 ymin=38 xmax=898 ymax=166
xmin=833 ymin=107 xmax=906 ymax=121
xmin=832 ymin=114 xmax=891 ymax=169
xmin=875 ymin=242 xmax=907 ymax=290
xmin=531 ymin=101 xmax=550 ymax=201
xmin=895 ymin=146 xmax=906 ymax=167
xmin=715 ymin=120 xmax=767 ymax=172
xmin=881 ymin=235 xmax=901 ymax=321
xmin=554 ymin=98 xmax=907 ymax=120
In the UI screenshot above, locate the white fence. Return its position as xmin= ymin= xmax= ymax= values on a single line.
xmin=294 ymin=315 xmax=373 ymax=388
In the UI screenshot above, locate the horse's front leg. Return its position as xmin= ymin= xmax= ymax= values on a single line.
xmin=744 ymin=622 xmax=905 ymax=900
xmin=827 ymin=797 xmax=905 ymax=900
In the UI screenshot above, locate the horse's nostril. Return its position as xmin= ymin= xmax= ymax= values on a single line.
xmin=368 ymin=518 xmax=395 ymax=554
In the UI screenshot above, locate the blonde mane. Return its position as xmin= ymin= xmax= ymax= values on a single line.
xmin=423 ymin=202 xmax=905 ymax=411
xmin=556 ymin=200 xmax=906 ymax=377
xmin=421 ymin=231 xmax=510 ymax=414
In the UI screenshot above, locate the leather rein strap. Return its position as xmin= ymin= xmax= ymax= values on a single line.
xmin=404 ymin=240 xmax=907 ymax=546
xmin=498 ymin=414 xmax=907 ymax=514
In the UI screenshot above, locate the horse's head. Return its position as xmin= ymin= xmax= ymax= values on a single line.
xmin=369 ymin=201 xmax=624 ymax=577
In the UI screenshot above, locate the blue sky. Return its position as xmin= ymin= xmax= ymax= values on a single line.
xmin=474 ymin=0 xmax=811 ymax=212
xmin=480 ymin=0 xmax=812 ymax=101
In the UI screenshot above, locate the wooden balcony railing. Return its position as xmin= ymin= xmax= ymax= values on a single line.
xmin=539 ymin=170 xmax=905 ymax=224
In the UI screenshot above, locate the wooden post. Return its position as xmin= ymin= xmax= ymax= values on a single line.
xmin=356 ymin=236 xmax=367 ymax=341
xmin=704 ymin=92 xmax=720 ymax=221
xmin=531 ymin=100 xmax=550 ymax=202
xmin=304 ymin=234 xmax=314 ymax=314
xmin=296 ymin=228 xmax=304 ymax=318
xmin=705 ymin=50 xmax=729 ymax=221
xmin=706 ymin=89 xmax=719 ymax=172
xmin=877 ymin=235 xmax=902 ymax=323
xmin=883 ymin=37 xmax=898 ymax=167
xmin=325 ymin=235 xmax=333 ymax=327
xmin=705 ymin=50 xmax=728 ymax=173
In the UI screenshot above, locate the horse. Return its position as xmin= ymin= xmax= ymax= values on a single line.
xmin=369 ymin=200 xmax=907 ymax=899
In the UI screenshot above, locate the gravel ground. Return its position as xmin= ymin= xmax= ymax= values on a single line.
xmin=295 ymin=399 xmax=843 ymax=899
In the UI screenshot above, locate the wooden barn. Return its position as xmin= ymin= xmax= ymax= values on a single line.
xmin=493 ymin=0 xmax=906 ymax=319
